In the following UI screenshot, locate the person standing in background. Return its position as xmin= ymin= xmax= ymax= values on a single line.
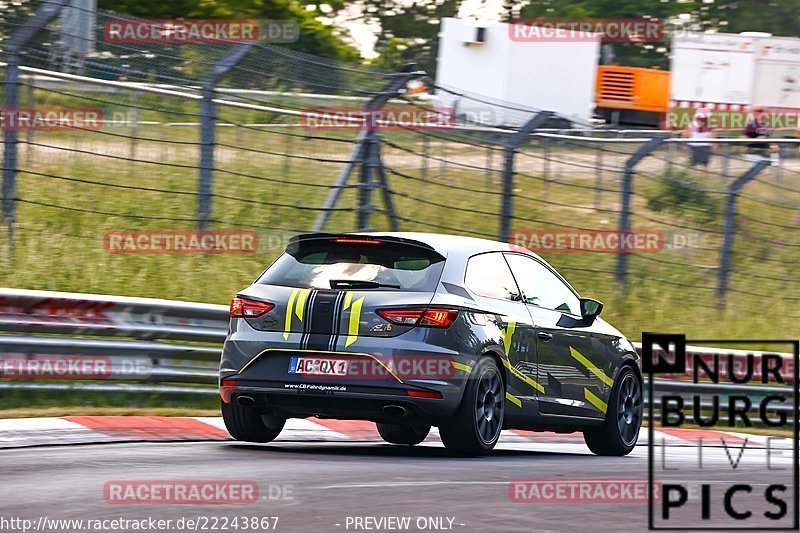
xmin=685 ymin=108 xmax=714 ymax=169
xmin=743 ymin=106 xmax=779 ymax=164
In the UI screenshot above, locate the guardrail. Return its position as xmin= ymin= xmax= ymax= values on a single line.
xmin=0 ymin=289 xmax=795 ymax=414
xmin=0 ymin=288 xmax=225 ymax=395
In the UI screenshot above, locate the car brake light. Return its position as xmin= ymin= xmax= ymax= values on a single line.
xmin=407 ymin=389 xmax=443 ymax=399
xmin=377 ymin=307 xmax=458 ymax=328
xmin=332 ymin=237 xmax=383 ymax=245
xmin=230 ymin=297 xmax=275 ymax=318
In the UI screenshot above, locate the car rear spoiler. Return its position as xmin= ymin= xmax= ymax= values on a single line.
xmin=286 ymin=233 xmax=444 ymax=258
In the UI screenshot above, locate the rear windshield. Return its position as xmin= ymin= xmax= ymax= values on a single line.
xmin=258 ymin=239 xmax=445 ymax=291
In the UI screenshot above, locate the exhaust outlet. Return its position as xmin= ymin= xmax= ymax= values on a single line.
xmin=237 ymin=395 xmax=255 ymax=406
xmin=382 ymin=405 xmax=410 ymax=417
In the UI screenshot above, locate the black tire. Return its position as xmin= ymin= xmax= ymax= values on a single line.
xmin=439 ymin=356 xmax=504 ymax=456
xmin=221 ymin=399 xmax=286 ymax=443
xmin=376 ymin=423 xmax=431 ymax=445
xmin=583 ymin=366 xmax=642 ymax=456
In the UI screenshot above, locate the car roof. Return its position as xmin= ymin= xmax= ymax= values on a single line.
xmin=357 ymin=231 xmax=541 ymax=259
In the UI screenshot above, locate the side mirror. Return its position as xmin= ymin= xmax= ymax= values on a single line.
xmin=579 ymin=298 xmax=603 ymax=326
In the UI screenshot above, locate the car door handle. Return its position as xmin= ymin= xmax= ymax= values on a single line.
xmin=537 ymin=331 xmax=553 ymax=342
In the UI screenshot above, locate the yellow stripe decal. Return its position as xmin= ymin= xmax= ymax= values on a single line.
xmin=283 ymin=288 xmax=299 ymax=340
xmin=502 ymin=321 xmax=516 ymax=356
xmin=345 ymin=296 xmax=364 ymax=347
xmin=569 ymin=347 xmax=613 ymax=387
xmin=451 ymin=361 xmax=472 ymax=373
xmin=501 ymin=358 xmax=545 ymax=394
xmin=584 ymin=388 xmax=608 ymax=414
xmin=505 ymin=392 xmax=522 ymax=408
xmin=294 ymin=288 xmax=310 ymax=321
xmin=343 ymin=290 xmax=353 ymax=311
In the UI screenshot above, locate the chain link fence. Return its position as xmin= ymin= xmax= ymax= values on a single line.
xmin=1 ymin=0 xmax=799 ymax=342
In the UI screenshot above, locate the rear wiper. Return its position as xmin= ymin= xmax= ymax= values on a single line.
xmin=329 ymin=279 xmax=401 ymax=289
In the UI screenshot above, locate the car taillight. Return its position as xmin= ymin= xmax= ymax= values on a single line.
xmin=377 ymin=307 xmax=458 ymax=328
xmin=230 ymin=297 xmax=275 ymax=318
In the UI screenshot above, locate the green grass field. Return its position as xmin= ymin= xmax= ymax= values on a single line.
xmin=1 ymin=85 xmax=799 ymax=345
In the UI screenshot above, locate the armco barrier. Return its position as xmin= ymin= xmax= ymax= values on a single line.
xmin=0 ymin=289 xmax=795 ymax=408
xmin=0 ymin=288 xmax=228 ymax=341
xmin=0 ymin=288 xmax=224 ymax=394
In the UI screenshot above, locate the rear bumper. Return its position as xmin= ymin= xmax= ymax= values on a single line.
xmin=221 ymin=385 xmax=460 ymax=422
xmin=219 ymin=318 xmax=479 ymax=422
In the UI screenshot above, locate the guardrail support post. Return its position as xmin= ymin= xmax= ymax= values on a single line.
xmin=615 ymin=136 xmax=667 ymax=285
xmin=1 ymin=0 xmax=68 ymax=231
xmin=197 ymin=43 xmax=253 ymax=230
xmin=312 ymin=65 xmax=421 ymax=233
xmin=499 ymin=111 xmax=553 ymax=243
xmin=717 ymin=159 xmax=769 ymax=307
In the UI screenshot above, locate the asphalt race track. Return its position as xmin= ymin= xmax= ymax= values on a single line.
xmin=2 ymin=430 xmax=796 ymax=533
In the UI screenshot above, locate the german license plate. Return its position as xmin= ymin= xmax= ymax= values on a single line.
xmin=288 ymin=357 xmax=348 ymax=376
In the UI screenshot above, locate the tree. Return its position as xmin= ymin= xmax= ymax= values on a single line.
xmin=98 ymin=0 xmax=358 ymax=61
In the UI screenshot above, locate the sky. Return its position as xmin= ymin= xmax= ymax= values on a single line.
xmin=322 ymin=0 xmax=507 ymax=59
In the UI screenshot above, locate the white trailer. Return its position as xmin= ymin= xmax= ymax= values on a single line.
xmin=754 ymin=36 xmax=800 ymax=111
xmin=670 ymin=31 xmax=800 ymax=114
xmin=435 ymin=18 xmax=600 ymax=127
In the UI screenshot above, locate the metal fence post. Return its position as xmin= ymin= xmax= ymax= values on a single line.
xmin=312 ymin=65 xmax=421 ymax=232
xmin=422 ymin=134 xmax=429 ymax=182
xmin=128 ymin=89 xmax=140 ymax=162
xmin=498 ymin=111 xmax=553 ymax=242
xmin=485 ymin=144 xmax=493 ymax=189
xmin=721 ymin=142 xmax=730 ymax=180
xmin=717 ymin=159 xmax=770 ymax=306
xmin=24 ymin=82 xmax=36 ymax=166
xmin=197 ymin=43 xmax=252 ymax=230
xmin=594 ymin=142 xmax=603 ymax=211
xmin=357 ymin=135 xmax=377 ymax=230
xmin=615 ymin=136 xmax=667 ymax=285
xmin=374 ymin=139 xmax=399 ymax=231
xmin=1 ymin=0 xmax=68 ymax=229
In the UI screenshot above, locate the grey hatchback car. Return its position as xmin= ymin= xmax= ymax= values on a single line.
xmin=219 ymin=232 xmax=642 ymax=456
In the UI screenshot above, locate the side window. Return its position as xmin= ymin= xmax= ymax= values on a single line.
xmin=504 ymin=254 xmax=580 ymax=314
xmin=465 ymin=253 xmax=521 ymax=301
